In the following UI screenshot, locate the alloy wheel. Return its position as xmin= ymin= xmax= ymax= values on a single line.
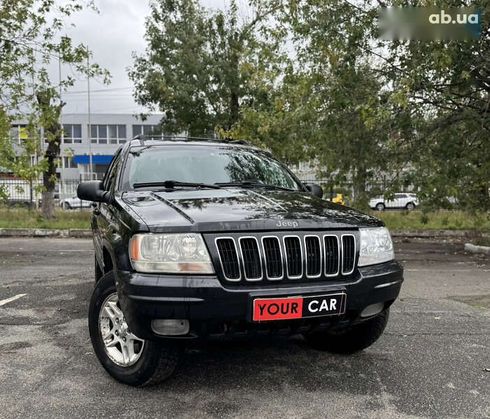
xmin=98 ymin=293 xmax=145 ymax=367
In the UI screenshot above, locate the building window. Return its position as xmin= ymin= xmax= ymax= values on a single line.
xmin=63 ymin=157 xmax=77 ymax=169
xmin=132 ymin=124 xmax=163 ymax=138
xmin=63 ymin=124 xmax=82 ymax=144
xmin=90 ymin=124 xmax=127 ymax=144
xmin=118 ymin=125 xmax=127 ymax=143
xmin=10 ymin=125 xmax=28 ymax=145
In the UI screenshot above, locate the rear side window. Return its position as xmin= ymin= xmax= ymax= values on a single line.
xmin=103 ymin=151 xmax=121 ymax=191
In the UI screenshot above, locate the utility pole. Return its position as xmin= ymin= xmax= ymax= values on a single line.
xmin=58 ymin=51 xmax=63 ymax=200
xmin=87 ymin=47 xmax=93 ymax=180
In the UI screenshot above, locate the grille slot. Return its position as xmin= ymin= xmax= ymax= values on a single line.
xmin=262 ymin=237 xmax=283 ymax=279
xmin=239 ymin=237 xmax=262 ymax=280
xmin=305 ymin=236 xmax=321 ymax=277
xmin=284 ymin=236 xmax=303 ymax=278
xmin=341 ymin=235 xmax=356 ymax=275
xmin=324 ymin=235 xmax=340 ymax=276
xmin=216 ymin=238 xmax=240 ymax=281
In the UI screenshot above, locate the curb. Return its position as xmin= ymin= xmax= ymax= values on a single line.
xmin=464 ymin=243 xmax=490 ymax=255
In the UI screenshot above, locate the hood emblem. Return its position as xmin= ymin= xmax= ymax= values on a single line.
xmin=276 ymin=220 xmax=299 ymax=228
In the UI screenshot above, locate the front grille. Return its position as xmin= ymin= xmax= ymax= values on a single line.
xmin=213 ymin=232 xmax=357 ymax=283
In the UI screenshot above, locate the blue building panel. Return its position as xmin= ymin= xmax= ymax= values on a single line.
xmin=73 ymin=155 xmax=114 ymax=165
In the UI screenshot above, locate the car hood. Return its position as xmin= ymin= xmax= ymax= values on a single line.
xmin=119 ymin=188 xmax=383 ymax=233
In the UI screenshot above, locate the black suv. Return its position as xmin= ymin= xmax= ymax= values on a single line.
xmin=78 ymin=137 xmax=403 ymax=386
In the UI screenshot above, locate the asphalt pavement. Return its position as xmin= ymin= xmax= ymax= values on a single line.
xmin=0 ymin=237 xmax=488 ymax=418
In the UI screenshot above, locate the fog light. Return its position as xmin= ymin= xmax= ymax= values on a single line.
xmin=360 ymin=303 xmax=384 ymax=318
xmin=151 ymin=319 xmax=190 ymax=336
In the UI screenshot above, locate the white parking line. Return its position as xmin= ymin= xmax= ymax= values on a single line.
xmin=0 ymin=294 xmax=27 ymax=307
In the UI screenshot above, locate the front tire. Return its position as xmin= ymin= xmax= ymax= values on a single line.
xmin=405 ymin=202 xmax=415 ymax=211
xmin=375 ymin=203 xmax=385 ymax=211
xmin=88 ymin=272 xmax=181 ymax=386
xmin=304 ymin=309 xmax=389 ymax=354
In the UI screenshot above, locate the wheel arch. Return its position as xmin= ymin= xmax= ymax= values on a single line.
xmin=102 ymin=246 xmax=114 ymax=274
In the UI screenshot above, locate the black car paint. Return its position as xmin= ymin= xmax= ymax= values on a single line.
xmin=86 ymin=140 xmax=403 ymax=341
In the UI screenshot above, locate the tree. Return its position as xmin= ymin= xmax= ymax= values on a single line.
xmin=264 ymin=0 xmax=489 ymax=210
xmin=130 ymin=0 xmax=286 ymax=136
xmin=382 ymin=0 xmax=490 ymax=210
xmin=0 ymin=0 xmax=109 ymax=218
xmin=250 ymin=0 xmax=408 ymax=207
xmin=132 ymin=0 xmax=490 ymax=211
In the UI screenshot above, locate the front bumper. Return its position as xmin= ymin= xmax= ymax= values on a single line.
xmin=116 ymin=260 xmax=403 ymax=341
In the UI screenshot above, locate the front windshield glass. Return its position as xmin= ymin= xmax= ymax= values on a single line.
xmin=123 ymin=146 xmax=302 ymax=190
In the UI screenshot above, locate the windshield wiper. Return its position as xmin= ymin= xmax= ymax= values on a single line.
xmin=133 ymin=180 xmax=221 ymax=190
xmin=215 ymin=180 xmax=294 ymax=191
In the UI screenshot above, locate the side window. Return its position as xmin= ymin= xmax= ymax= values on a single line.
xmin=103 ymin=151 xmax=122 ymax=191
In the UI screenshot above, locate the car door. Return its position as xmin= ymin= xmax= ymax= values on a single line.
xmin=93 ymin=151 xmax=122 ymax=272
xmin=393 ymin=193 xmax=406 ymax=208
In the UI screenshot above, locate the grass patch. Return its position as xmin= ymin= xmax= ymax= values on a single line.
xmin=0 ymin=207 xmax=91 ymax=229
xmin=371 ymin=210 xmax=490 ymax=232
xmin=473 ymin=237 xmax=490 ymax=247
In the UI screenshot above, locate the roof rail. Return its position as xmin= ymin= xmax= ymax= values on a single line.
xmin=130 ymin=135 xmax=251 ymax=146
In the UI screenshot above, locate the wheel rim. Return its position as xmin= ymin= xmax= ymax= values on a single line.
xmin=98 ymin=293 xmax=145 ymax=367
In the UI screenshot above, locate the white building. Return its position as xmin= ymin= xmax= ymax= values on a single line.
xmin=10 ymin=113 xmax=166 ymax=181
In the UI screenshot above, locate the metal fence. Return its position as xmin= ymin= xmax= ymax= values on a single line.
xmin=0 ymin=177 xmax=391 ymax=209
xmin=0 ymin=178 xmax=82 ymax=207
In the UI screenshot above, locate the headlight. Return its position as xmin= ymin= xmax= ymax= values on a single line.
xmin=358 ymin=227 xmax=394 ymax=267
xmin=129 ymin=233 xmax=214 ymax=274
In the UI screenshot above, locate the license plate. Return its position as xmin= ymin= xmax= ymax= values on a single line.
xmin=253 ymin=293 xmax=346 ymax=322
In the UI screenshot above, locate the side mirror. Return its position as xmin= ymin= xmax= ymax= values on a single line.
xmin=77 ymin=181 xmax=112 ymax=203
xmin=304 ymin=183 xmax=324 ymax=199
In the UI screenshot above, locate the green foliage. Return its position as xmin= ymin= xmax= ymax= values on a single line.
xmin=0 ymin=0 xmax=109 ymax=215
xmin=130 ymin=0 xmax=287 ymax=136
xmin=379 ymin=0 xmax=490 ymax=211
xmin=131 ymin=0 xmax=490 ymax=211
xmin=0 ymin=186 xmax=8 ymax=204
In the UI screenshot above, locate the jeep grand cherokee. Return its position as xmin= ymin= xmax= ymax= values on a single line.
xmin=77 ymin=137 xmax=403 ymax=387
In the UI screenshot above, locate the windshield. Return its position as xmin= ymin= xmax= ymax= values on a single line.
xmin=122 ymin=146 xmax=302 ymax=191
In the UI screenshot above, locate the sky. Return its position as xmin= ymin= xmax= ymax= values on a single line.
xmin=60 ymin=0 xmax=229 ymax=115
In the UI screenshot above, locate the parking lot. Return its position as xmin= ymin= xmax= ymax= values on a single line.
xmin=0 ymin=237 xmax=488 ymax=418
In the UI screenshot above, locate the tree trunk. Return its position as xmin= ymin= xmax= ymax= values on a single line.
xmin=37 ymin=91 xmax=62 ymax=219
xmin=353 ymin=167 xmax=369 ymax=210
xmin=229 ymin=90 xmax=239 ymax=128
xmin=227 ymin=32 xmax=240 ymax=129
